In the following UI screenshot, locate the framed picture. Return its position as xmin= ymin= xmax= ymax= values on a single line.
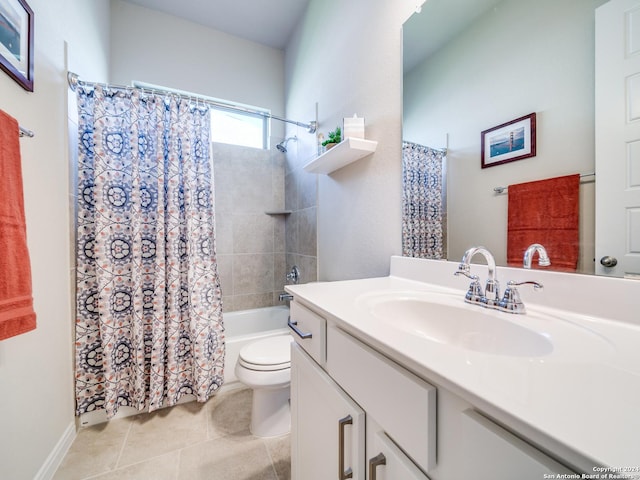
xmin=0 ymin=0 xmax=34 ymax=91
xmin=481 ymin=113 xmax=536 ymax=168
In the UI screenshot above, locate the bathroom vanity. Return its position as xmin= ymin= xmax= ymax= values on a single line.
xmin=285 ymin=256 xmax=640 ymax=480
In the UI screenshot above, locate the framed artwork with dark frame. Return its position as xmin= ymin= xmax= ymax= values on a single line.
xmin=0 ymin=0 xmax=34 ymax=92
xmin=481 ymin=113 xmax=536 ymax=168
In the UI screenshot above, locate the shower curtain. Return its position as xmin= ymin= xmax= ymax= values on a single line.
xmin=402 ymin=141 xmax=446 ymax=259
xmin=75 ymin=86 xmax=224 ymax=418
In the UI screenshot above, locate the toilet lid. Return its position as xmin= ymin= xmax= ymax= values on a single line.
xmin=238 ymin=335 xmax=293 ymax=371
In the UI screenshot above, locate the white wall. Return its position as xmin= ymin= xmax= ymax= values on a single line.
xmin=110 ymin=0 xmax=286 ymax=139
xmin=403 ymin=0 xmax=596 ymax=272
xmin=0 ymin=1 xmax=110 ymax=479
xmin=285 ymin=0 xmax=417 ymax=281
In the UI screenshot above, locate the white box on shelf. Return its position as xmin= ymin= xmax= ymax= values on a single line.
xmin=343 ymin=114 xmax=365 ymax=139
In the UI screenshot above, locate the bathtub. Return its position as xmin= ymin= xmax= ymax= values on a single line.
xmin=224 ymin=305 xmax=291 ymax=384
xmin=78 ymin=305 xmax=290 ymax=426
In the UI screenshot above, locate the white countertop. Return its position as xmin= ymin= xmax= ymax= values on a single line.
xmin=285 ymin=265 xmax=640 ymax=473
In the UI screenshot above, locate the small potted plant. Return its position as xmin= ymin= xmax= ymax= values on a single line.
xmin=322 ymin=126 xmax=342 ymax=151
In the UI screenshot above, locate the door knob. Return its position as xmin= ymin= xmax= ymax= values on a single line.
xmin=600 ymin=256 xmax=618 ymax=267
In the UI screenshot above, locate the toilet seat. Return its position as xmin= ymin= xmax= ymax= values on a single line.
xmin=238 ymin=335 xmax=293 ymax=372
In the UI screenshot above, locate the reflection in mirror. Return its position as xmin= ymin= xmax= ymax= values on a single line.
xmin=402 ymin=141 xmax=447 ymax=259
xmin=402 ymin=0 xmax=608 ymax=275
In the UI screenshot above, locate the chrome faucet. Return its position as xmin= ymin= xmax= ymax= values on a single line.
xmin=279 ymin=265 xmax=300 ymax=303
xmin=523 ymin=243 xmax=551 ymax=269
xmin=286 ymin=265 xmax=300 ymax=285
xmin=454 ymin=247 xmax=500 ymax=308
xmin=279 ymin=292 xmax=294 ymax=302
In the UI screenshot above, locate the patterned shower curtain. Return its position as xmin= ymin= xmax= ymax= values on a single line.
xmin=75 ymin=86 xmax=224 ymax=418
xmin=402 ymin=141 xmax=447 ymax=259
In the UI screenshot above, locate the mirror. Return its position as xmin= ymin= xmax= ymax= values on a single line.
xmin=402 ymin=0 xmax=608 ymax=275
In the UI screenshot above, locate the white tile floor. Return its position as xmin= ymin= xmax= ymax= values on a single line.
xmin=54 ymin=388 xmax=290 ymax=480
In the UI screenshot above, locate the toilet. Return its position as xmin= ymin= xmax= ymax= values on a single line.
xmin=235 ymin=335 xmax=293 ymax=437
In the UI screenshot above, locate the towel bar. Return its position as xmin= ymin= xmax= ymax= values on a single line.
xmin=19 ymin=126 xmax=34 ymax=138
xmin=494 ymin=172 xmax=595 ymax=194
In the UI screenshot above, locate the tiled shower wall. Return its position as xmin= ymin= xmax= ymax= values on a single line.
xmin=284 ymin=136 xmax=318 ymax=285
xmin=213 ymin=142 xmax=289 ymax=312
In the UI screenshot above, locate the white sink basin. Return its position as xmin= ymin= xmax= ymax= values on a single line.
xmin=357 ymin=291 xmax=554 ymax=357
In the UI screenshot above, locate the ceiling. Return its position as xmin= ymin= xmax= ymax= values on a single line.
xmin=121 ymin=0 xmax=311 ymax=50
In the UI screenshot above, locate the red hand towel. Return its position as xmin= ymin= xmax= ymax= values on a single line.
xmin=507 ymin=174 xmax=580 ymax=271
xmin=0 ymin=110 xmax=36 ymax=340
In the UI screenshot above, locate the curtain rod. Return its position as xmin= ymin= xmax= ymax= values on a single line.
xmin=19 ymin=125 xmax=34 ymax=138
xmin=67 ymin=72 xmax=317 ymax=134
xmin=493 ymin=172 xmax=595 ymax=194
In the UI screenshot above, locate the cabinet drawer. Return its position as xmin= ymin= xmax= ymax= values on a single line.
xmin=289 ymin=301 xmax=326 ymax=365
xmin=327 ymin=326 xmax=436 ymax=473
xmin=460 ymin=410 xmax=576 ymax=479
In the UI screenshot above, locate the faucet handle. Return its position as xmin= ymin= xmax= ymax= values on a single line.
xmin=454 ymin=270 xmax=484 ymax=303
xmin=286 ymin=265 xmax=300 ymax=284
xmin=465 ymin=278 xmax=484 ymax=304
xmin=454 ymin=266 xmax=474 ymax=280
xmin=498 ymin=280 xmax=543 ymax=314
xmin=508 ymin=280 xmax=543 ymax=290
xmin=455 ymin=262 xmax=472 ymax=275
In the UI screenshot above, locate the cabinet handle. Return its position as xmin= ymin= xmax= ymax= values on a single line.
xmin=288 ymin=317 xmax=313 ymax=339
xmin=338 ymin=415 xmax=353 ymax=479
xmin=368 ymin=453 xmax=386 ymax=480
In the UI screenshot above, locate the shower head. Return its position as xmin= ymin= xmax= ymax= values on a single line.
xmin=276 ymin=135 xmax=297 ymax=153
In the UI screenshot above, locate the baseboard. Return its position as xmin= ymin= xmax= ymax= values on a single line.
xmin=33 ymin=421 xmax=76 ymax=480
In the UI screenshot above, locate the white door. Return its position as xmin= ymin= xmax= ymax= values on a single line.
xmin=595 ymin=0 xmax=640 ymax=277
xmin=291 ymin=344 xmax=366 ymax=480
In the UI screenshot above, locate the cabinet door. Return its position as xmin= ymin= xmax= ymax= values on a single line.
xmin=460 ymin=410 xmax=576 ymax=479
xmin=366 ymin=426 xmax=431 ymax=480
xmin=291 ymin=343 xmax=365 ymax=480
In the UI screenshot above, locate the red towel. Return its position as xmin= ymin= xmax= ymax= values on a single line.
xmin=0 ymin=110 xmax=36 ymax=340
xmin=507 ymin=174 xmax=580 ymax=271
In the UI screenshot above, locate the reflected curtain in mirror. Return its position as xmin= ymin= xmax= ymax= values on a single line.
xmin=402 ymin=141 xmax=446 ymax=259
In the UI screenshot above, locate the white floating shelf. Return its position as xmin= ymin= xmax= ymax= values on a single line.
xmin=303 ymin=137 xmax=378 ymax=174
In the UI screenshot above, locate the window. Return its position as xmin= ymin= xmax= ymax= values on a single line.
xmin=210 ymin=106 xmax=268 ymax=150
xmin=133 ymin=81 xmax=270 ymax=150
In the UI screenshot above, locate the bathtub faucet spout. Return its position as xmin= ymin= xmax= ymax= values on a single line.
xmin=279 ymin=293 xmax=294 ymax=302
